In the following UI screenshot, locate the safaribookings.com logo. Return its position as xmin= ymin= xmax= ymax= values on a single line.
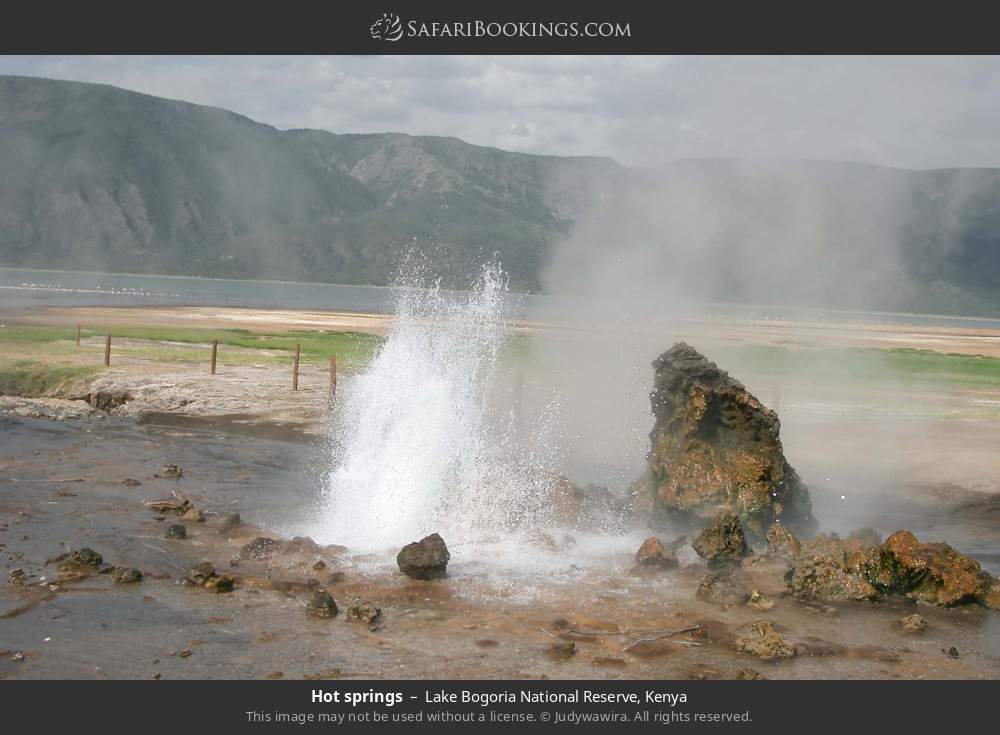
xmin=370 ymin=13 xmax=631 ymax=41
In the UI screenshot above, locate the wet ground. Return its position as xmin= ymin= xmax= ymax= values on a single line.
xmin=2 ymin=414 xmax=999 ymax=680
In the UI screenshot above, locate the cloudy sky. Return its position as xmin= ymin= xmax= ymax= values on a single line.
xmin=2 ymin=55 xmax=1000 ymax=169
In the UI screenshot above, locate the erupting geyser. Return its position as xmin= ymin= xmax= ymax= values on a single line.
xmin=310 ymin=261 xmax=561 ymax=552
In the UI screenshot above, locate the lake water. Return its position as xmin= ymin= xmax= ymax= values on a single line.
xmin=3 ymin=266 xmax=1000 ymax=330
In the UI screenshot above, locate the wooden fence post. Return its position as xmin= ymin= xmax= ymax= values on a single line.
xmin=104 ymin=334 xmax=111 ymax=367
xmin=330 ymin=355 xmax=337 ymax=400
xmin=76 ymin=324 xmax=81 ymax=348
xmin=292 ymin=343 xmax=301 ymax=391
xmin=210 ymin=339 xmax=218 ymax=375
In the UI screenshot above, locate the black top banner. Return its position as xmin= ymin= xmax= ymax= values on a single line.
xmin=3 ymin=1 xmax=1000 ymax=53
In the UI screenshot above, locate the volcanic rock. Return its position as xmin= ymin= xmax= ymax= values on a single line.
xmin=241 ymin=537 xmax=282 ymax=560
xmin=696 ymin=571 xmax=751 ymax=607
xmin=396 ymin=533 xmax=450 ymax=580
xmin=982 ymin=577 xmax=1000 ymax=610
xmin=901 ymin=614 xmax=926 ymax=633
xmin=765 ymin=522 xmax=801 ymax=559
xmin=785 ymin=535 xmax=877 ymax=602
xmin=860 ymin=530 xmax=992 ymax=607
xmin=164 ymin=524 xmax=187 ymax=540
xmin=306 ymin=590 xmax=339 ymax=618
xmin=642 ymin=343 xmax=815 ymax=537
xmin=735 ymin=620 xmax=796 ymax=660
xmin=110 ymin=566 xmax=143 ymax=584
xmin=635 ymin=537 xmax=678 ymax=569
xmin=346 ymin=602 xmax=381 ymax=625
xmin=65 ymin=547 xmax=103 ymax=567
xmin=692 ymin=512 xmax=750 ymax=568
xmin=187 ymin=562 xmax=217 ymax=585
xmin=9 ymin=568 xmax=26 ymax=584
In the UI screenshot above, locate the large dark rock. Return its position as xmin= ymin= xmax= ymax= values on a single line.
xmin=396 ymin=533 xmax=450 ymax=580
xmin=634 ymin=537 xmax=678 ymax=569
xmin=641 ymin=343 xmax=814 ymax=538
xmin=696 ymin=571 xmax=751 ymax=607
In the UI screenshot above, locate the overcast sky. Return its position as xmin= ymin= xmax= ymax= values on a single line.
xmin=2 ymin=55 xmax=1000 ymax=169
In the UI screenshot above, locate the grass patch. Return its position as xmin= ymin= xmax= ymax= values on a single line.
xmin=0 ymin=360 xmax=98 ymax=397
xmin=0 ymin=325 xmax=385 ymax=371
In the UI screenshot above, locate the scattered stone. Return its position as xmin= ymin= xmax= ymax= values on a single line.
xmin=735 ymin=621 xmax=797 ymax=660
xmin=641 ymin=342 xmax=815 ymax=537
xmin=12 ymin=651 xmax=26 ymax=662
xmin=635 ymin=537 xmax=678 ymax=569
xmin=241 ymin=537 xmax=282 ymax=560
xmin=546 ymin=641 xmax=576 ymax=660
xmin=177 ymin=649 xmax=192 ymax=658
xmin=945 ymin=646 xmax=960 ymax=659
xmin=396 ymin=533 xmax=450 ymax=580
xmin=735 ymin=668 xmax=766 ymax=680
xmin=154 ymin=465 xmax=183 ymax=479
xmin=164 ymin=524 xmax=187 ymax=540
xmin=346 ymin=602 xmax=381 ymax=625
xmin=9 ymin=568 xmax=26 ymax=584
xmin=860 ymin=530 xmax=993 ymax=607
xmin=145 ymin=496 xmax=193 ymax=515
xmin=122 ymin=478 xmax=142 ymax=487
xmin=306 ymin=590 xmax=339 ymax=619
xmin=312 ymin=560 xmax=327 ymax=571
xmin=64 ymin=547 xmax=103 ymax=568
xmin=186 ymin=562 xmax=233 ymax=592
xmin=55 ymin=488 xmax=77 ymax=497
xmin=748 ymin=589 xmax=775 ymax=611
xmin=765 ymin=522 xmax=800 ymax=559
xmin=696 ymin=571 xmax=751 ymax=607
xmin=110 ymin=567 xmax=143 ymax=584
xmin=901 ymin=614 xmax=927 ymax=633
xmin=180 ymin=507 xmax=205 ymax=523
xmin=692 ymin=512 xmax=750 ymax=568
xmin=87 ymin=389 xmax=133 ymax=412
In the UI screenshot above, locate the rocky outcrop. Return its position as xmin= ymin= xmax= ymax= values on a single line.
xmin=396 ymin=533 xmax=450 ymax=580
xmin=642 ymin=343 xmax=814 ymax=538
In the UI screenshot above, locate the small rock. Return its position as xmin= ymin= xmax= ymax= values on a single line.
xmin=241 ymin=537 xmax=282 ymax=560
xmin=901 ymin=614 xmax=926 ymax=633
xmin=66 ymin=548 xmax=103 ymax=567
xmin=635 ymin=537 xmax=678 ymax=569
xmin=692 ymin=512 xmax=750 ymax=568
xmin=9 ymin=568 xmax=26 ymax=584
xmin=735 ymin=620 xmax=796 ymax=660
xmin=12 ymin=651 xmax=26 ymax=662
xmin=312 ymin=560 xmax=327 ymax=571
xmin=187 ymin=562 xmax=217 ymax=585
xmin=396 ymin=533 xmax=450 ymax=580
xmin=164 ymin=524 xmax=187 ymax=540
xmin=110 ymin=567 xmax=143 ymax=584
xmin=306 ymin=590 xmax=339 ymax=619
xmin=204 ymin=574 xmax=235 ymax=593
xmin=735 ymin=668 xmax=765 ymax=680
xmin=346 ymin=601 xmax=381 ymax=625
xmin=748 ymin=589 xmax=775 ymax=611
xmin=981 ymin=577 xmax=1000 ymax=610
xmin=546 ymin=641 xmax=576 ymax=660
xmin=945 ymin=646 xmax=960 ymax=659
xmin=122 ymin=478 xmax=142 ymax=487
xmin=180 ymin=508 xmax=205 ymax=523
xmin=696 ymin=571 xmax=751 ymax=607
xmin=56 ymin=488 xmax=77 ymax=497
xmin=177 ymin=649 xmax=192 ymax=658
xmin=155 ymin=465 xmax=183 ymax=479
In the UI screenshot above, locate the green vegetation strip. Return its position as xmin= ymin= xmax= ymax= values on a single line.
xmin=0 ymin=360 xmax=98 ymax=397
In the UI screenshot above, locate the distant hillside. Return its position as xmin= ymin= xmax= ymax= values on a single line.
xmin=1 ymin=75 xmax=999 ymax=314
xmin=0 ymin=75 xmax=618 ymax=291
